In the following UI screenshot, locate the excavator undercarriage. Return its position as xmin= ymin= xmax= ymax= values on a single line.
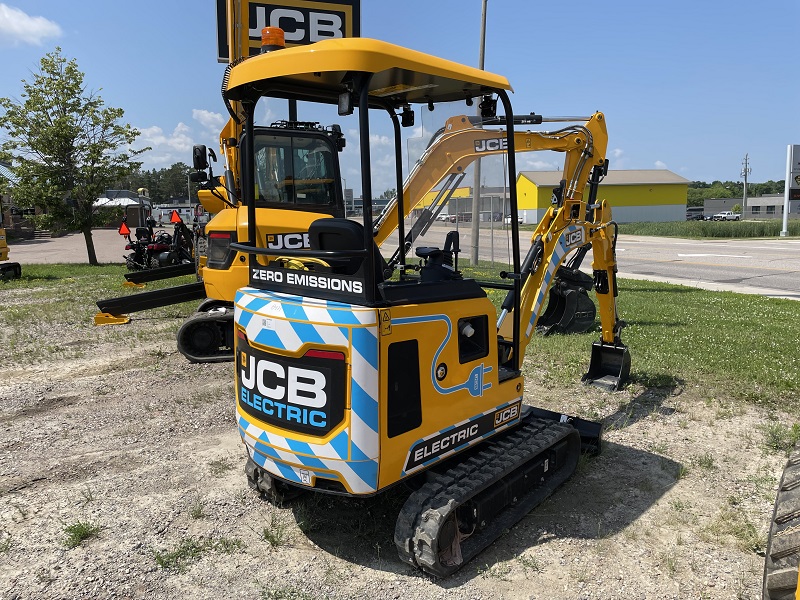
xmin=395 ymin=412 xmax=581 ymax=577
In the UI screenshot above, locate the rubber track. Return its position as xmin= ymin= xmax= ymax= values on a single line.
xmin=764 ymin=444 xmax=800 ymax=599
xmin=394 ymin=417 xmax=580 ymax=577
xmin=176 ymin=309 xmax=234 ymax=363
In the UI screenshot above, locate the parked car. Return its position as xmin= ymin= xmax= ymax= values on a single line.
xmin=712 ymin=211 xmax=741 ymax=221
xmin=504 ymin=214 xmax=523 ymax=225
xmin=435 ymin=213 xmax=450 ymax=221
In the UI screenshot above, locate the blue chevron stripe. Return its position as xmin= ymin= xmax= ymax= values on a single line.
xmin=329 ymin=429 xmax=350 ymax=461
xmin=237 ymin=309 xmax=254 ymax=329
xmin=290 ymin=321 xmax=324 ymax=345
xmin=246 ymin=433 xmax=282 ymax=461
xmin=324 ymin=305 xmax=363 ymax=325
xmin=350 ymin=379 xmax=378 ymax=433
xmin=281 ymin=302 xmax=309 ymax=322
xmin=283 ymin=441 xmax=328 ymax=470
xmin=352 ymin=328 xmax=378 ymax=370
xmin=252 ymin=327 xmax=285 ymax=350
xmin=350 ymin=439 xmax=371 ymax=462
xmin=346 ymin=458 xmax=378 ymax=489
xmin=273 ymin=459 xmax=301 ymax=483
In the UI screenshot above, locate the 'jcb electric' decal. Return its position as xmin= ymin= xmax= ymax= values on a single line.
xmin=237 ymin=343 xmax=346 ymax=435
xmin=403 ymin=400 xmax=522 ymax=473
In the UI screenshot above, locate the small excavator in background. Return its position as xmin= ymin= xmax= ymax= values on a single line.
xmin=225 ymin=27 xmax=629 ymax=576
xmin=0 ymin=226 xmax=21 ymax=280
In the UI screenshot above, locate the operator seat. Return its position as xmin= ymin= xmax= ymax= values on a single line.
xmin=308 ymin=218 xmax=389 ymax=282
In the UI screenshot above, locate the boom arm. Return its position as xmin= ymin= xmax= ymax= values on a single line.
xmin=373 ymin=113 xmax=605 ymax=245
xmin=492 ymin=112 xmax=629 ymax=388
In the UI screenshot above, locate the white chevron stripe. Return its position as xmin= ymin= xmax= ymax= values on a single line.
xmin=350 ymin=410 xmax=378 ymax=458
xmin=314 ymin=322 xmax=349 ymax=347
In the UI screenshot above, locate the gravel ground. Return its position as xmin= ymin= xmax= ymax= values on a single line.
xmin=0 ymin=300 xmax=786 ymax=600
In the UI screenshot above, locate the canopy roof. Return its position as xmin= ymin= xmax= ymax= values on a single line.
xmin=226 ymin=37 xmax=512 ymax=107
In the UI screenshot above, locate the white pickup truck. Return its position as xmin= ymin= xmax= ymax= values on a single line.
xmin=713 ymin=211 xmax=741 ymax=221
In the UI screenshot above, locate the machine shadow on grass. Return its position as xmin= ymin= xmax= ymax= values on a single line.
xmin=286 ymin=439 xmax=680 ymax=584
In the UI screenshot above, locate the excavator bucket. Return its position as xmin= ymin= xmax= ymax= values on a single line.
xmin=537 ymin=268 xmax=596 ymax=335
xmin=582 ymin=341 xmax=631 ymax=392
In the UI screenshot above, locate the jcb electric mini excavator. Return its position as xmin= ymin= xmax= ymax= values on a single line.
xmin=228 ymin=29 xmax=630 ymax=576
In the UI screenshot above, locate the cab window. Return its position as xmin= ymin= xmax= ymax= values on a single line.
xmin=253 ymin=134 xmax=337 ymax=207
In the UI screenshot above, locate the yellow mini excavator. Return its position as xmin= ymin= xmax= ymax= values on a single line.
xmin=228 ymin=27 xmax=630 ymax=576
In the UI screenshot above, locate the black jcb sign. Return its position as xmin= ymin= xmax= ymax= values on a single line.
xmin=217 ymin=0 xmax=361 ymax=62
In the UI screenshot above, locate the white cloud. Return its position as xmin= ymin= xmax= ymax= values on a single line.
xmin=518 ymin=156 xmax=560 ymax=171
xmin=0 ymin=4 xmax=61 ymax=46
xmin=611 ymin=148 xmax=624 ymax=159
xmin=192 ymin=109 xmax=225 ymax=133
xmin=369 ymin=133 xmax=392 ymax=147
xmin=137 ymin=123 xmax=195 ymax=169
xmin=654 ymin=160 xmax=668 ymax=169
xmin=258 ymin=101 xmax=277 ymax=124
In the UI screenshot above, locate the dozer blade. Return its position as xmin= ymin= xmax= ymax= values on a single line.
xmin=124 ymin=262 xmax=196 ymax=284
xmin=94 ymin=312 xmax=131 ymax=326
xmin=582 ymin=341 xmax=631 ymax=392
xmin=96 ymin=281 xmax=206 ymax=315
xmin=525 ymin=406 xmax=602 ymax=456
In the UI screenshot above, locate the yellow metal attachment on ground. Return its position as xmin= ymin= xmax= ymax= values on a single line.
xmin=122 ymin=281 xmax=145 ymax=288
xmin=94 ymin=312 xmax=131 ymax=326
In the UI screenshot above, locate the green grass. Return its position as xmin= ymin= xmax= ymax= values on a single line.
xmin=0 ymin=263 xmax=199 ymax=365
xmin=63 ymin=520 xmax=102 ymax=549
xmin=154 ymin=536 xmax=244 ymax=572
xmin=701 ymin=507 xmax=766 ymax=553
xmin=617 ymin=220 xmax=800 ymax=238
xmin=760 ymin=422 xmax=800 ymax=455
xmin=614 ymin=279 xmax=800 ymax=407
xmin=258 ymin=510 xmax=293 ymax=548
xmin=260 ymin=587 xmax=314 ymax=600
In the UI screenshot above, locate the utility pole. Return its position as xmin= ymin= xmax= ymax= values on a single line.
xmin=741 ymin=153 xmax=751 ymax=215
xmin=469 ymin=0 xmax=488 ymax=266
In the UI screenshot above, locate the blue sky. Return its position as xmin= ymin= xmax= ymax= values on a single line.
xmin=1 ymin=1 xmax=797 ymax=196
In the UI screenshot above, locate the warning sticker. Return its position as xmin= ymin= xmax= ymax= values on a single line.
xmin=379 ymin=309 xmax=391 ymax=336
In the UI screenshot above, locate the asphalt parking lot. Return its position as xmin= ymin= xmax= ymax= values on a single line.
xmin=8 ymin=229 xmax=128 ymax=264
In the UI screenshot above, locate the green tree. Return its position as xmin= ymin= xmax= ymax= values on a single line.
xmin=0 ymin=48 xmax=147 ymax=264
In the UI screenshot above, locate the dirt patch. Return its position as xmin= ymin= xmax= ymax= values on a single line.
xmin=0 ymin=312 xmax=787 ymax=599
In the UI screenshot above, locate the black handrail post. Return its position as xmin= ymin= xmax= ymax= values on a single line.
xmin=498 ymin=89 xmax=521 ymax=371
xmin=243 ymin=100 xmax=257 ymax=273
xmin=357 ymin=74 xmax=375 ymax=304
xmin=389 ymin=109 xmax=406 ymax=274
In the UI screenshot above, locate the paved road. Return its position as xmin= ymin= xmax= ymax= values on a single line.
xmin=10 ymin=229 xmax=149 ymax=265
xmin=413 ymin=225 xmax=800 ymax=300
xmin=7 ymin=227 xmax=800 ymax=300
xmin=614 ymin=235 xmax=800 ymax=300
